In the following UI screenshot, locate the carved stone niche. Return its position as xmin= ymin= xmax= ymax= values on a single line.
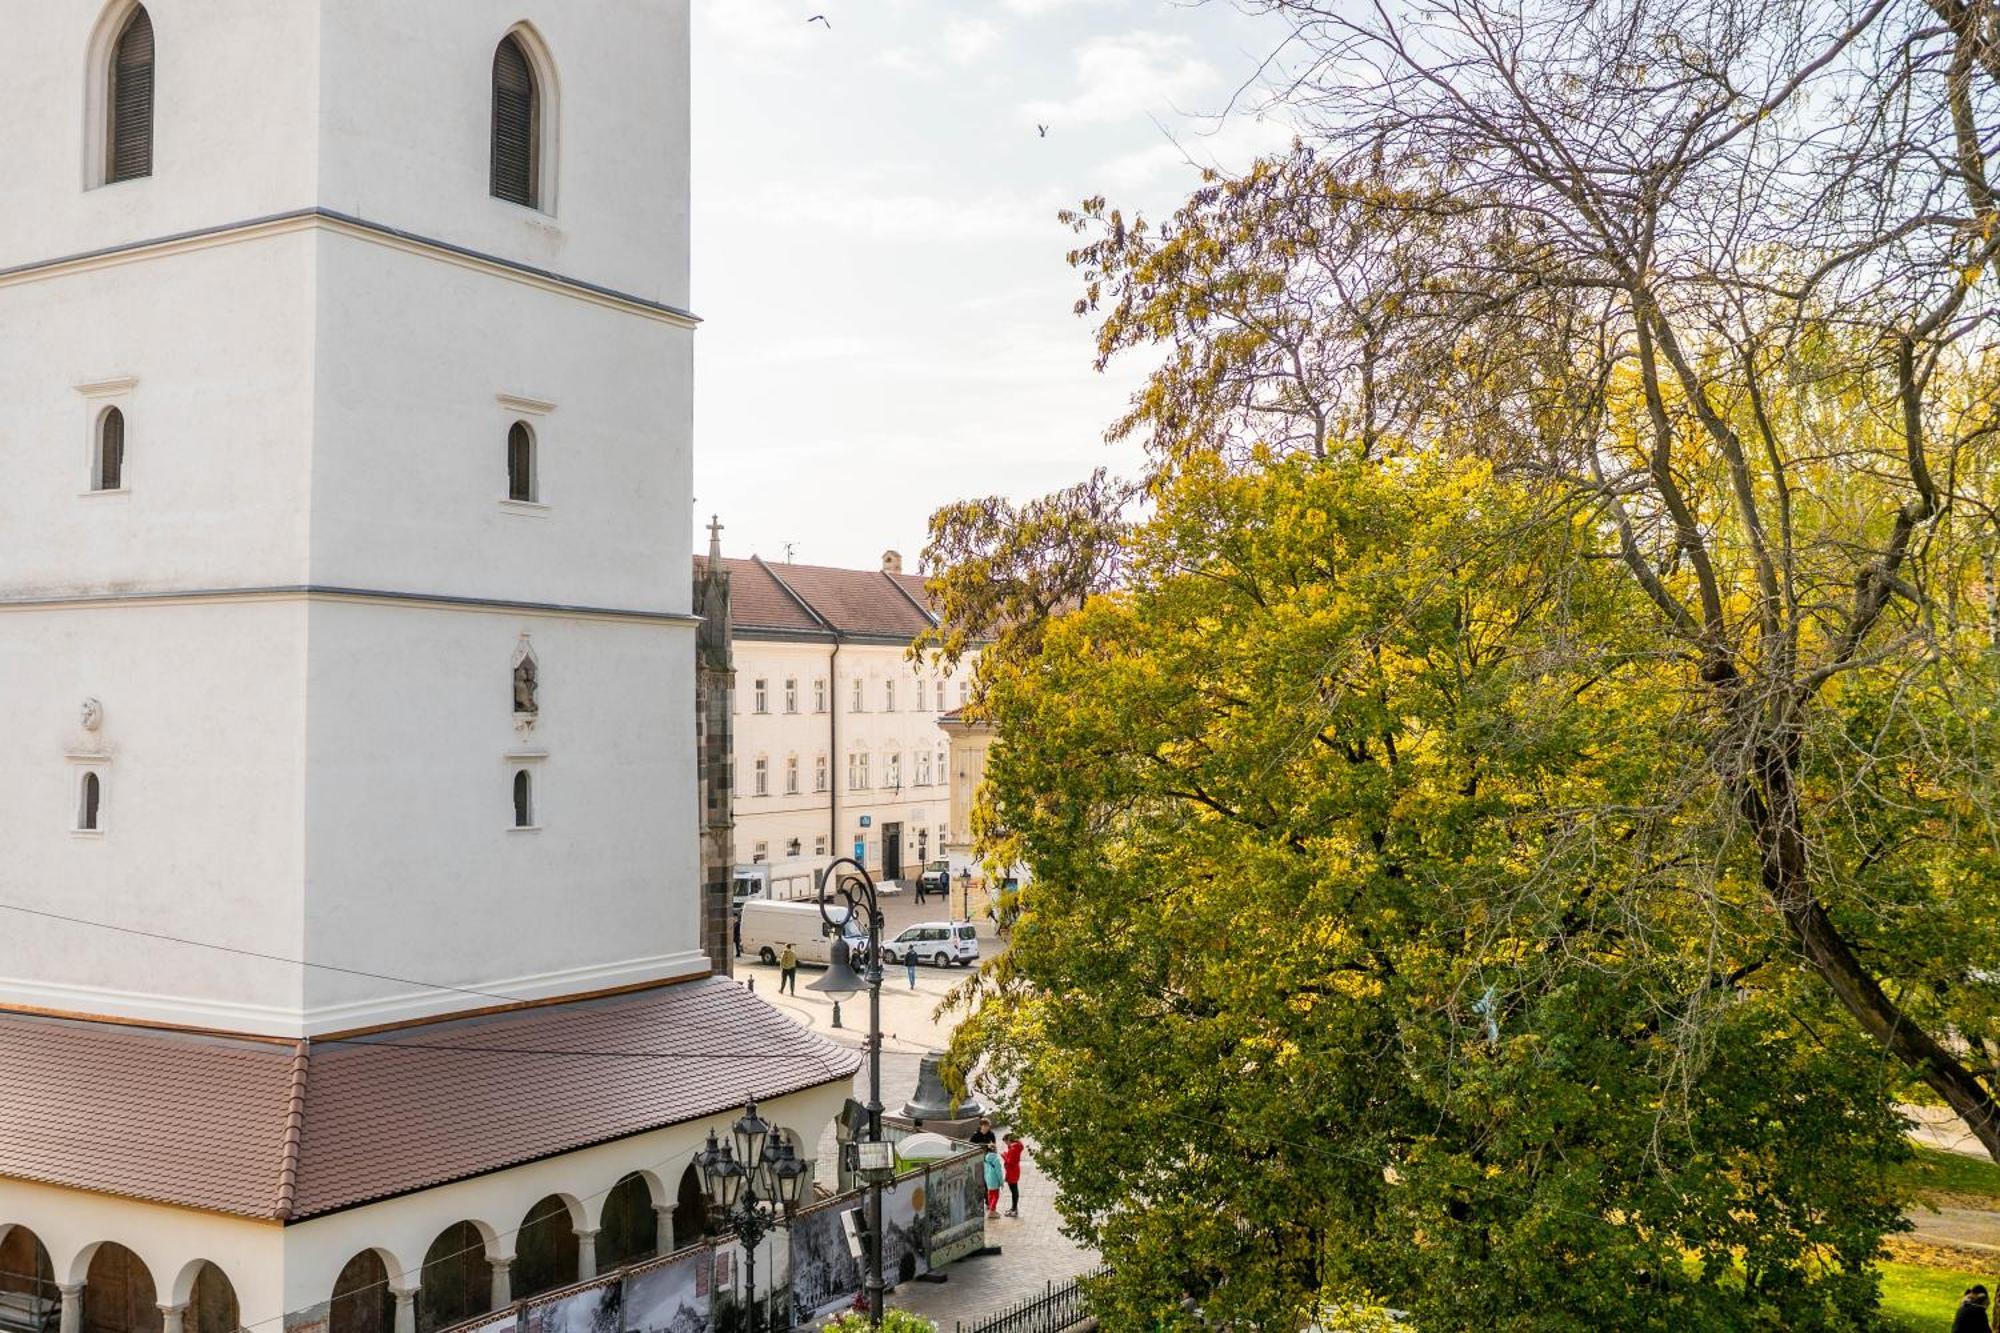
xmin=511 ymin=639 xmax=539 ymax=730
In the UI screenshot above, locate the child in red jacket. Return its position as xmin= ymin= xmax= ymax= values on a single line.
xmin=1002 ymin=1133 xmax=1026 ymax=1217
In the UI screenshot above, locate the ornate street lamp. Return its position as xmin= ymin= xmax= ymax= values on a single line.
xmin=806 ymin=857 xmax=887 ymax=1325
xmin=692 ymin=1103 xmax=808 ymax=1332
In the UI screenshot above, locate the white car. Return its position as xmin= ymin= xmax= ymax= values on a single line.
xmin=880 ymin=921 xmax=981 ymax=968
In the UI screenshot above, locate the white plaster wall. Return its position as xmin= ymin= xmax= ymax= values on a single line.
xmin=0 ymin=1179 xmax=283 ymax=1319
xmin=298 ymin=601 xmax=701 ymax=1031
xmin=315 ymin=0 xmax=691 ymax=308
xmin=0 ymin=232 xmax=316 ymax=598
xmin=0 ymin=601 xmax=307 ymax=1034
xmin=309 ymin=231 xmax=691 ymax=613
xmin=0 ymin=0 xmax=320 ymax=272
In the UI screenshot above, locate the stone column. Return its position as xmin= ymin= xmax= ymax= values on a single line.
xmin=653 ymin=1202 xmax=678 ymax=1255
xmin=488 ymin=1257 xmax=513 ymax=1312
xmin=57 ymin=1285 xmax=83 ymax=1333
xmin=574 ymin=1228 xmax=600 ymax=1281
xmin=159 ymin=1306 xmax=188 ymax=1333
xmin=391 ymin=1289 xmax=418 ymax=1333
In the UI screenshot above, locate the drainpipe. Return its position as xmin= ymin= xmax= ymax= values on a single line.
xmin=828 ymin=635 xmax=842 ymax=865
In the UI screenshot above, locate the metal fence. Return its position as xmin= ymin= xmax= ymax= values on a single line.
xmin=956 ymin=1268 xmax=1106 ymax=1333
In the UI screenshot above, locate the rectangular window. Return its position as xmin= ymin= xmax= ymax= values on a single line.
xmin=886 ymin=753 xmax=901 ymax=789
xmin=885 ymin=680 xmax=896 ymax=712
xmin=860 ymin=753 xmax=870 ymax=788
xmin=815 ymin=754 xmax=829 ymax=793
xmin=784 ymin=678 xmax=799 ymax=713
xmin=851 ymin=678 xmax=864 ymax=712
xmin=959 ymin=681 xmax=969 ymax=707
xmin=918 ymin=752 xmax=932 ymax=786
xmin=814 ymin=679 xmax=828 ymax=713
xmin=785 ymin=756 xmax=800 ymax=795
xmin=753 ymin=757 xmax=769 ymax=796
xmin=936 ymin=680 xmax=946 ymax=711
xmin=754 ymin=679 xmax=769 ymax=714
xmin=849 ymin=753 xmax=870 ymax=790
xmin=753 ymin=841 xmax=768 ymax=863
xmin=815 ymin=834 xmax=829 ymax=857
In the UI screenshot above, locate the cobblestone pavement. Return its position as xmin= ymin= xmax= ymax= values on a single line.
xmin=729 ymin=904 xmax=1099 ymax=1329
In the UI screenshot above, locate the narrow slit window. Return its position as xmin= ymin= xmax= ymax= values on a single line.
xmin=79 ymin=773 xmax=103 ymax=831
xmin=512 ymin=769 xmax=534 ymax=828
xmin=506 ymin=421 xmax=535 ymax=502
xmin=491 ymin=36 xmax=539 ymax=207
xmin=108 ymin=7 xmax=155 ymax=184
xmin=96 ymin=407 xmax=126 ymax=491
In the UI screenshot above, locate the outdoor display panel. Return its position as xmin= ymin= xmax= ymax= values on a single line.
xmin=622 ymin=1247 xmax=715 ymax=1333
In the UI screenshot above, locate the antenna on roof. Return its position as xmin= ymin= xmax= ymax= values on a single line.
xmin=782 ymin=541 xmax=798 ymax=564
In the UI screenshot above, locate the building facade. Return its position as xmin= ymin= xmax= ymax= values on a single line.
xmin=710 ymin=552 xmax=972 ymax=893
xmin=0 ymin=4 xmax=852 ymax=1327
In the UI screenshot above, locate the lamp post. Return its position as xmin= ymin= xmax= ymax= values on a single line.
xmin=806 ymin=857 xmax=887 ymax=1325
xmin=958 ymin=867 xmax=973 ymax=924
xmin=692 ymin=1101 xmax=808 ymax=1333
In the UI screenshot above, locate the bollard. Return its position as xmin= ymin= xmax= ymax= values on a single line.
xmin=747 ymin=976 xmax=755 ymax=993
xmin=831 ymin=1001 xmax=844 ymax=1029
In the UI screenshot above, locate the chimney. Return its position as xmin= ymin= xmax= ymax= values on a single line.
xmin=882 ymin=550 xmax=903 ymax=575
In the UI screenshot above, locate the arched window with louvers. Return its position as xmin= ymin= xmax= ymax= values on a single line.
xmin=106 ymin=5 xmax=155 ymax=183
xmin=490 ymin=34 xmax=542 ymax=208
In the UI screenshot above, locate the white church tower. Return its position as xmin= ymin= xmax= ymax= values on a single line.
xmin=0 ymin=4 xmax=854 ymax=1328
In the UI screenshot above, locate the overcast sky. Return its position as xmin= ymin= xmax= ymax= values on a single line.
xmin=690 ymin=0 xmax=1295 ymax=570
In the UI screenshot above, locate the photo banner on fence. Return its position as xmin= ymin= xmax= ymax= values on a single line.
xmin=621 ymin=1246 xmax=714 ymax=1333
xmin=879 ymin=1173 xmax=930 ymax=1285
xmin=521 ymin=1281 xmax=621 ymax=1333
xmin=924 ymin=1152 xmax=987 ymax=1269
xmin=789 ymin=1197 xmax=864 ymax=1322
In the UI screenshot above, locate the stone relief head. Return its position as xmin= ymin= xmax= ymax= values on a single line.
xmin=80 ymin=697 xmax=103 ymax=732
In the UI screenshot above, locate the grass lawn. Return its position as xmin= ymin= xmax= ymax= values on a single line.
xmin=1894 ymin=1145 xmax=2000 ymax=1207
xmin=1880 ymin=1260 xmax=1993 ymax=1330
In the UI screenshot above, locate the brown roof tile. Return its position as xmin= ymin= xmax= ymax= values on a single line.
xmin=705 ymin=557 xmax=826 ymax=634
xmin=759 ymin=563 xmax=935 ymax=639
xmin=0 ymin=978 xmax=859 ymax=1220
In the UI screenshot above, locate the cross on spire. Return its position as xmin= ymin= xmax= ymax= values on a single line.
xmin=706 ymin=514 xmax=724 ymax=562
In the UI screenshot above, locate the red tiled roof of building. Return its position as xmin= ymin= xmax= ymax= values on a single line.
xmin=0 ymin=977 xmax=858 ymax=1220
xmin=709 ymin=556 xmax=824 ymax=633
xmin=758 ymin=563 xmax=935 ymax=639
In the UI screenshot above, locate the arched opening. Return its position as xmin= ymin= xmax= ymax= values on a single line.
xmin=674 ymin=1163 xmax=711 ymax=1249
xmin=328 ymin=1251 xmax=395 ymax=1333
xmin=512 ymin=1195 xmax=578 ymax=1300
xmin=0 ymin=1225 xmax=57 ymax=1306
xmin=490 ymin=35 xmax=539 ymax=207
xmin=506 ymin=422 xmax=535 ymax=502
xmin=107 ymin=6 xmax=154 ymax=183
xmin=512 ymin=770 xmax=533 ymax=828
xmin=416 ymin=1222 xmax=490 ymax=1333
xmin=96 ymin=406 xmax=126 ymax=491
xmin=182 ymin=1263 xmax=238 ymax=1333
xmin=82 ymin=1243 xmax=161 ymax=1333
xmin=79 ymin=772 xmax=103 ymax=832
xmin=598 ymin=1173 xmax=659 ymax=1270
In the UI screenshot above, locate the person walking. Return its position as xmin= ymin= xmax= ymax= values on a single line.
xmin=905 ymin=949 xmax=919 ymax=990
xmin=778 ymin=943 xmax=798 ymax=995
xmin=1002 ymin=1132 xmax=1025 ymax=1217
xmin=1956 ymin=1286 xmax=1993 ymax=1333
xmin=732 ymin=912 xmax=742 ymax=959
xmin=982 ymin=1145 xmax=1004 ymax=1220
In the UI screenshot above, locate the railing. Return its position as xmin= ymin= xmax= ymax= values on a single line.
xmin=956 ymin=1267 xmax=1105 ymax=1333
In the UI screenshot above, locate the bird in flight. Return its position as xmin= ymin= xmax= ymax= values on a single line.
xmin=1037 ymin=124 xmax=1049 ymax=137
xmin=808 ymin=13 xmax=830 ymax=25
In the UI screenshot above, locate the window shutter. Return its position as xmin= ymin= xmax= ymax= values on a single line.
xmin=492 ymin=38 xmax=537 ymax=206
xmin=109 ymin=8 xmax=155 ymax=183
xmin=100 ymin=409 xmax=125 ymax=491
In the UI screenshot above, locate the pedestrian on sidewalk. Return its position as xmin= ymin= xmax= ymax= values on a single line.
xmin=905 ymin=950 xmax=919 ymax=990
xmin=732 ymin=913 xmax=742 ymax=959
xmin=1957 ymin=1285 xmax=1993 ymax=1333
xmin=970 ymin=1116 xmax=997 ymax=1150
xmin=982 ymin=1145 xmax=1004 ymax=1220
xmin=1002 ymin=1132 xmax=1025 ymax=1216
xmin=779 ymin=943 xmax=798 ymax=995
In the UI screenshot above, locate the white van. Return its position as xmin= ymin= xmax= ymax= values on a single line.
xmin=738 ymin=899 xmax=866 ymax=967
xmin=880 ymin=921 xmax=981 ymax=968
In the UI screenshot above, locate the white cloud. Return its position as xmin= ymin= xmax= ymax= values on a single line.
xmin=746 ymin=182 xmax=1068 ymax=242
xmin=698 ymin=0 xmax=821 ymax=54
xmin=1099 ymin=112 xmax=1299 ymax=191
xmin=1023 ymin=32 xmax=1218 ymax=126
xmin=943 ymin=18 xmax=1002 ymax=65
xmin=1003 ymin=0 xmax=1125 ymax=15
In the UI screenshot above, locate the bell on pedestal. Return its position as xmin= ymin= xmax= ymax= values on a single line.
xmin=901 ymin=1054 xmax=983 ymax=1123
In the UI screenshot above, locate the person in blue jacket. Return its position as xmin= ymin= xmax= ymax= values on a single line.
xmin=982 ymin=1146 xmax=1005 ymax=1220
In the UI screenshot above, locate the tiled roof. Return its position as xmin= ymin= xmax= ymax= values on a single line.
xmin=0 ymin=978 xmax=858 ymax=1221
xmin=759 ymin=562 xmax=935 ymax=639
xmin=710 ymin=557 xmax=824 ymax=634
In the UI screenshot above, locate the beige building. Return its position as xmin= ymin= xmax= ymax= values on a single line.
xmin=710 ymin=551 xmax=973 ymax=892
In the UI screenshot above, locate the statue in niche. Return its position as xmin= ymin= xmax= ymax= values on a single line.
xmin=513 ymin=652 xmax=539 ymax=718
xmin=80 ymin=698 xmax=103 ymax=732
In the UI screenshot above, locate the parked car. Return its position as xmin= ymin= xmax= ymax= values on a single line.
xmin=880 ymin=921 xmax=981 ymax=968
xmin=738 ymin=899 xmax=867 ymax=967
xmin=914 ymin=859 xmax=953 ymax=902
